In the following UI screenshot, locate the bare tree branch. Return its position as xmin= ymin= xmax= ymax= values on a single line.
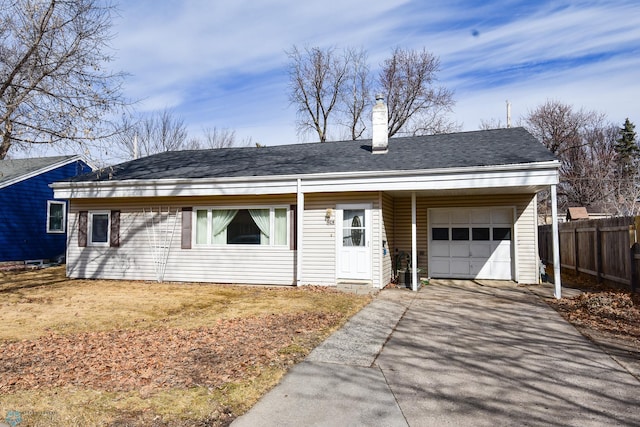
xmin=287 ymin=45 xmax=456 ymax=142
xmin=523 ymin=100 xmax=604 ymax=156
xmin=287 ymin=45 xmax=349 ymax=142
xmin=199 ymin=126 xmax=254 ymax=149
xmin=109 ymin=109 xmax=192 ymax=161
xmin=522 ymin=100 xmax=639 ymax=215
xmin=478 ymin=118 xmax=506 ymax=130
xmin=0 ymin=0 xmax=129 ymax=159
xmin=339 ymin=47 xmax=369 ymax=140
xmin=379 ymin=47 xmax=456 ymax=137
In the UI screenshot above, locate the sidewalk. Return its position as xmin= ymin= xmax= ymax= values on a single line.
xmin=232 ymin=290 xmax=415 ymax=427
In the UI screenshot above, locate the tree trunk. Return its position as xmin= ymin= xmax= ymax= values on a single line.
xmin=1 ymin=125 xmax=12 ymax=160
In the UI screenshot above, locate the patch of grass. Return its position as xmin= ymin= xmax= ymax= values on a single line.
xmin=0 ymin=387 xmax=228 ymax=426
xmin=0 ymin=266 xmax=368 ymax=342
xmin=0 ymin=266 xmax=372 ymax=425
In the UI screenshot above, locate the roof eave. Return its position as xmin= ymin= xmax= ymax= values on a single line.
xmin=0 ymin=155 xmax=86 ymax=190
xmin=52 ymin=160 xmax=560 ymax=199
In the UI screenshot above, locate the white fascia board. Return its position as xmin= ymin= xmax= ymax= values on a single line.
xmin=302 ymin=165 xmax=559 ymax=193
xmin=1 ymin=155 xmax=85 ymax=190
xmin=52 ymin=178 xmax=299 ymax=199
xmin=52 ymin=161 xmax=559 ymax=199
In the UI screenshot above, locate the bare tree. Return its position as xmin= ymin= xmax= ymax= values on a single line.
xmin=0 ymin=0 xmax=128 ymax=160
xmin=521 ymin=100 xmax=639 ymax=215
xmin=560 ymin=125 xmax=617 ymax=209
xmin=379 ymin=47 xmax=456 ymax=137
xmin=199 ymin=127 xmax=254 ymax=149
xmin=479 ymin=118 xmax=506 ymax=130
xmin=607 ymin=168 xmax=640 ymax=216
xmin=110 ymin=109 xmax=193 ymax=161
xmin=523 ymin=100 xmax=603 ymax=157
xmin=287 ymin=45 xmax=456 ymax=142
xmin=339 ymin=48 xmax=370 ymax=140
xmin=608 ymin=120 xmax=640 ymax=216
xmin=287 ymin=45 xmax=350 ymax=142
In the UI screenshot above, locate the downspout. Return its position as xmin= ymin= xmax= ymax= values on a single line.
xmin=297 ymin=178 xmax=304 ymax=286
xmin=412 ymin=192 xmax=418 ymax=292
xmin=551 ymin=184 xmax=562 ymax=298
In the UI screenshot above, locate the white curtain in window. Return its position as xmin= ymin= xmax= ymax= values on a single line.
xmin=274 ymin=208 xmax=287 ymax=245
xmin=249 ymin=209 xmax=270 ymax=245
xmin=212 ymin=209 xmax=238 ymax=244
xmin=196 ymin=210 xmax=208 ymax=244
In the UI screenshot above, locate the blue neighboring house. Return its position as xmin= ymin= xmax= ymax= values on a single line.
xmin=0 ymin=155 xmax=92 ymax=263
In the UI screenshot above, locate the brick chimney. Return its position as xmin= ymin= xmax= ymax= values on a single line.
xmin=372 ymin=94 xmax=388 ymax=154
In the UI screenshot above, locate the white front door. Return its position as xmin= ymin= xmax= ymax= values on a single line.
xmin=336 ymin=205 xmax=371 ymax=280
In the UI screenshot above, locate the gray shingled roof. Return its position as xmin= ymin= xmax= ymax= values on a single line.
xmin=0 ymin=155 xmax=78 ymax=187
xmin=71 ymin=127 xmax=556 ymax=183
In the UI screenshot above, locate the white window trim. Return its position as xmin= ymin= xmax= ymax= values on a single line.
xmin=88 ymin=210 xmax=111 ymax=247
xmin=46 ymin=200 xmax=66 ymax=234
xmin=192 ymin=205 xmax=290 ymax=247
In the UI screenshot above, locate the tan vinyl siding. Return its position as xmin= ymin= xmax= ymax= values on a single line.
xmin=371 ymin=195 xmax=382 ymax=288
xmin=66 ymin=195 xmax=296 ymax=285
xmin=393 ymin=196 xmax=429 ymax=271
xmin=381 ymin=192 xmax=394 ymax=287
xmin=390 ymin=193 xmax=538 ymax=284
xmin=516 ymin=194 xmax=539 ymax=283
xmin=65 ymin=190 xmax=539 ymax=287
xmin=302 ymin=192 xmax=381 ymax=287
xmin=300 ymin=194 xmax=336 ymax=286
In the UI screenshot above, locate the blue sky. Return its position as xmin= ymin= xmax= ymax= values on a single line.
xmin=109 ymin=0 xmax=639 ymax=147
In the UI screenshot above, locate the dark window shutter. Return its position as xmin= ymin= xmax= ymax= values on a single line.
xmin=78 ymin=211 xmax=88 ymax=247
xmin=181 ymin=207 xmax=192 ymax=249
xmin=290 ymin=205 xmax=297 ymax=250
xmin=110 ymin=210 xmax=120 ymax=247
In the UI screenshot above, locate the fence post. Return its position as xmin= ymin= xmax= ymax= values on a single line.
xmin=631 ymin=217 xmax=640 ymax=293
xmin=595 ymin=222 xmax=602 ymax=283
xmin=573 ymin=227 xmax=579 ymax=275
xmin=631 ymin=243 xmax=639 ymax=293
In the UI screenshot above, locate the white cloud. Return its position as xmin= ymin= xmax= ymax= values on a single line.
xmin=106 ymin=0 xmax=640 ymax=148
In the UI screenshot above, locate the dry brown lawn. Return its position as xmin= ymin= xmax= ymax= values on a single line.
xmin=0 ymin=266 xmax=372 ymax=426
xmin=544 ymin=270 xmax=640 ymax=349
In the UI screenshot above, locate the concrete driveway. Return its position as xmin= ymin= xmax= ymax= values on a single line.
xmin=233 ymin=281 xmax=640 ymax=426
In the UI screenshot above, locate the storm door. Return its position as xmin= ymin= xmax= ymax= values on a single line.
xmin=336 ymin=205 xmax=371 ymax=280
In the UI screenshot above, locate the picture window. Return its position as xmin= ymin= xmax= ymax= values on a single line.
xmin=194 ymin=207 xmax=288 ymax=246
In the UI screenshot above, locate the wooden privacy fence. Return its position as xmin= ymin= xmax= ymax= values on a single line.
xmin=539 ymin=216 xmax=639 ymax=293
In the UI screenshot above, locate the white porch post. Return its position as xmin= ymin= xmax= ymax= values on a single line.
xmin=296 ymin=179 xmax=304 ymax=287
xmin=551 ymin=184 xmax=562 ymax=298
xmin=412 ymin=192 xmax=418 ymax=292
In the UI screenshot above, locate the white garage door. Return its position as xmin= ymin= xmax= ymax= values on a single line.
xmin=428 ymin=207 xmax=514 ymax=280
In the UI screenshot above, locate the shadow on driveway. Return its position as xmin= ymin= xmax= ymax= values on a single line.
xmin=234 ymin=281 xmax=640 ymax=427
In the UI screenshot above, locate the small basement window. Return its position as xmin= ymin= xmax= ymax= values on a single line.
xmin=47 ymin=201 xmax=66 ymax=233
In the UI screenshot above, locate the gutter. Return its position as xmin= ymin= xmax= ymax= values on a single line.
xmin=51 ymin=160 xmax=560 ymax=194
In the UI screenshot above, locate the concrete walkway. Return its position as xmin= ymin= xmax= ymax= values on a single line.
xmin=232 ymin=281 xmax=640 ymax=427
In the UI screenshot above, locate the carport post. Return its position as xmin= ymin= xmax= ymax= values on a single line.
xmin=551 ymin=184 xmax=562 ymax=298
xmin=412 ymin=192 xmax=418 ymax=292
xmin=296 ymin=178 xmax=304 ymax=286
